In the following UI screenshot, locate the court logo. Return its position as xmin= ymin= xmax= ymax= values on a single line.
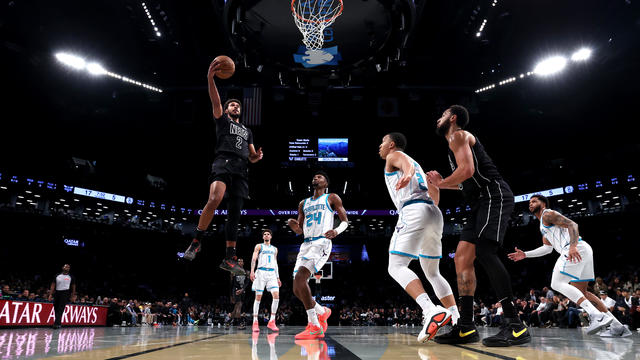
xmin=293 ymin=46 xmax=342 ymax=68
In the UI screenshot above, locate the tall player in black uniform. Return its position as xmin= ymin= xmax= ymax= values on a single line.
xmin=427 ymin=105 xmax=530 ymax=347
xmin=183 ymin=59 xmax=263 ymax=276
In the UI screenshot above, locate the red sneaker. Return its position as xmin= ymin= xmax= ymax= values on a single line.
xmin=267 ymin=319 xmax=279 ymax=331
xmin=252 ymin=320 xmax=260 ymax=333
xmin=418 ymin=305 xmax=452 ymax=343
xmin=294 ymin=323 xmax=324 ymax=340
xmin=295 ymin=339 xmax=323 ymax=356
xmin=317 ymin=307 xmax=331 ymax=333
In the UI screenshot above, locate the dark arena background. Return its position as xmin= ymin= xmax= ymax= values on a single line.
xmin=1 ymin=0 xmax=639 ymax=359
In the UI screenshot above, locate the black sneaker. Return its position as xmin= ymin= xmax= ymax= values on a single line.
xmin=482 ymin=318 xmax=531 ymax=347
xmin=183 ymin=240 xmax=201 ymax=261
xmin=219 ymin=258 xmax=247 ymax=275
xmin=434 ymin=322 xmax=480 ymax=344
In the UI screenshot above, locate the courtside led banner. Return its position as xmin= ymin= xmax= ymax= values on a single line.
xmin=0 ymin=300 xmax=107 ymax=326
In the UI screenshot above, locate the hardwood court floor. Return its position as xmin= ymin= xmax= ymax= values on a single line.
xmin=0 ymin=325 xmax=637 ymax=359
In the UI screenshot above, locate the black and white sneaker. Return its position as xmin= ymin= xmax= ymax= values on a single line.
xmin=183 ymin=240 xmax=201 ymax=261
xmin=482 ymin=318 xmax=531 ymax=347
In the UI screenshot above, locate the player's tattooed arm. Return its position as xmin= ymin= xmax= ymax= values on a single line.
xmin=543 ymin=210 xmax=580 ymax=246
xmin=287 ymin=200 xmax=305 ymax=235
xmin=543 ymin=210 xmax=582 ymax=262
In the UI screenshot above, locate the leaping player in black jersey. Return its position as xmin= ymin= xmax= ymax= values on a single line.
xmin=427 ymin=105 xmax=530 ymax=347
xmin=183 ymin=59 xmax=263 ymax=276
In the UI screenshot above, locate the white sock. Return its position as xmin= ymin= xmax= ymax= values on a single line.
xmin=314 ymin=302 xmax=326 ymax=315
xmin=607 ymin=311 xmax=623 ymax=326
xmin=579 ymin=300 xmax=601 ymax=318
xmin=415 ymin=293 xmax=434 ymax=313
xmin=253 ymin=300 xmax=260 ymax=321
xmin=270 ymin=299 xmax=279 ymax=320
xmin=306 ymin=309 xmax=320 ymax=327
xmin=449 ymin=305 xmax=460 ymax=325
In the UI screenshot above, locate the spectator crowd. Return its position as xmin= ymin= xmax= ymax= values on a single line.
xmin=2 ymin=269 xmax=640 ymax=331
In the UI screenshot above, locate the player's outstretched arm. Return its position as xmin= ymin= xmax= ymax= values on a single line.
xmin=543 ymin=210 xmax=581 ymax=262
xmin=508 ymin=238 xmax=553 ymax=261
xmin=324 ymin=193 xmax=349 ymax=239
xmin=207 ymin=59 xmax=224 ymax=119
xmin=287 ymin=201 xmax=305 ymax=235
xmin=250 ymin=244 xmax=260 ymax=281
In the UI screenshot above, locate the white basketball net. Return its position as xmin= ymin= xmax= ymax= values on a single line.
xmin=292 ymin=0 xmax=343 ymax=51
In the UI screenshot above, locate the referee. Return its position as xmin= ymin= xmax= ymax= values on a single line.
xmin=48 ymin=264 xmax=76 ymax=329
xmin=183 ymin=58 xmax=263 ymax=275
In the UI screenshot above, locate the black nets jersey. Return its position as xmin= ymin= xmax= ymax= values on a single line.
xmin=232 ymin=272 xmax=248 ymax=291
xmin=214 ymin=114 xmax=254 ymax=159
xmin=448 ymin=136 xmax=511 ymax=200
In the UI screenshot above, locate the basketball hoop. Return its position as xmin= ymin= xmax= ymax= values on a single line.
xmin=314 ymin=273 xmax=323 ymax=284
xmin=291 ymin=0 xmax=344 ymax=51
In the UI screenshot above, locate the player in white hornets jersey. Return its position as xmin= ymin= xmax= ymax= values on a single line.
xmin=287 ymin=171 xmax=349 ymax=340
xmin=250 ymin=229 xmax=282 ymax=333
xmin=379 ymin=132 xmax=458 ymax=343
xmin=508 ymin=194 xmax=631 ymax=337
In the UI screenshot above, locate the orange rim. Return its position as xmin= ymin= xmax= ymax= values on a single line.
xmin=291 ymin=0 xmax=343 ymax=24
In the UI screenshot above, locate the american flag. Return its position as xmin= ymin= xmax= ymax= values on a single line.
xmin=242 ymin=87 xmax=262 ymax=126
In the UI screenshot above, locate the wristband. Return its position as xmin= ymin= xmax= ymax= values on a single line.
xmin=335 ymin=221 xmax=349 ymax=235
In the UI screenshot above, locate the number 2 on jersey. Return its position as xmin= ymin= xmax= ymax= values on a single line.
xmin=413 ymin=162 xmax=428 ymax=190
xmin=305 ymin=212 xmax=323 ymax=227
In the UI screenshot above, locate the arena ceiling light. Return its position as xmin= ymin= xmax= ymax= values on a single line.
xmin=476 ymin=46 xmax=593 ymax=93
xmin=141 ymin=2 xmax=161 ymax=37
xmin=533 ymin=56 xmax=567 ymax=76
xmin=86 ymin=62 xmax=107 ymax=76
xmin=476 ymin=19 xmax=487 ymax=37
xmin=571 ymin=47 xmax=592 ymax=62
xmin=55 ymin=52 xmax=85 ymax=70
xmin=55 ymin=51 xmax=163 ymax=93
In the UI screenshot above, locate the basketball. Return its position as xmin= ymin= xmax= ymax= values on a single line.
xmin=214 ymin=55 xmax=235 ymax=79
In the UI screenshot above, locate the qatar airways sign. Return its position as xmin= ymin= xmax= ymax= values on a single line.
xmin=0 ymin=300 xmax=107 ymax=326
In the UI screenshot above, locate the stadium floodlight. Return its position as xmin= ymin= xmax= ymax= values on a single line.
xmin=55 ymin=50 xmax=163 ymax=92
xmin=571 ymin=47 xmax=592 ymax=61
xmin=86 ymin=62 xmax=107 ymax=76
xmin=533 ymin=56 xmax=567 ymax=76
xmin=55 ymin=52 xmax=86 ymax=70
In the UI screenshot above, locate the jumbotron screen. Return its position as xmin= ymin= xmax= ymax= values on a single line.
xmin=288 ymin=137 xmax=348 ymax=162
